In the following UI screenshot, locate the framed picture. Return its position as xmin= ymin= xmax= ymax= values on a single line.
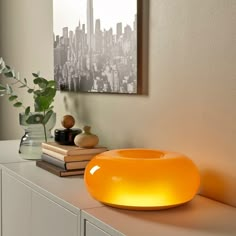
xmin=53 ymin=0 xmax=148 ymax=94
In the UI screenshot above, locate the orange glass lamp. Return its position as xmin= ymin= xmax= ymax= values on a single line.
xmin=84 ymin=149 xmax=200 ymax=210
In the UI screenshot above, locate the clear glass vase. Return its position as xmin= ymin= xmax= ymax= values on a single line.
xmin=19 ymin=112 xmax=56 ymax=159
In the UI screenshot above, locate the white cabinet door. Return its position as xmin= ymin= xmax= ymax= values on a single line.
xmin=0 ymin=170 xmax=2 ymax=236
xmin=2 ymin=171 xmax=31 ymax=236
xmin=31 ymin=191 xmax=78 ymax=236
xmin=85 ymin=221 xmax=111 ymax=236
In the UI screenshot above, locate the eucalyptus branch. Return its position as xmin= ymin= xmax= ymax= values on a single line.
xmin=0 ymin=57 xmax=57 ymax=142
xmin=14 ymin=77 xmax=33 ymax=90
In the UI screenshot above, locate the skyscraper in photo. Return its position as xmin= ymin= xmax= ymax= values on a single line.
xmin=62 ymin=27 xmax=68 ymax=39
xmin=95 ymin=19 xmax=101 ymax=34
xmin=62 ymin=27 xmax=69 ymax=46
xmin=116 ymin=22 xmax=122 ymax=41
xmin=95 ymin=19 xmax=102 ymax=53
xmin=87 ymin=0 xmax=94 ymax=52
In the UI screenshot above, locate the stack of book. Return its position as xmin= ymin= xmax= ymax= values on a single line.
xmin=36 ymin=142 xmax=107 ymax=177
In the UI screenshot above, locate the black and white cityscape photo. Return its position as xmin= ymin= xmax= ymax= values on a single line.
xmin=53 ymin=0 xmax=138 ymax=94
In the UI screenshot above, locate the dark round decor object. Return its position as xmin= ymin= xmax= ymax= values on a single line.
xmin=54 ymin=128 xmax=82 ymax=145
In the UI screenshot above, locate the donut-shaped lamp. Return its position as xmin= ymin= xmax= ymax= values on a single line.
xmin=84 ymin=149 xmax=200 ymax=210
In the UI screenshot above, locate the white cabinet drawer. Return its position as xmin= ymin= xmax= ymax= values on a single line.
xmin=81 ymin=210 xmax=125 ymax=236
xmin=31 ymin=191 xmax=78 ymax=236
xmin=85 ymin=221 xmax=110 ymax=236
xmin=2 ymin=171 xmax=31 ymax=236
xmin=2 ymin=170 xmax=78 ymax=236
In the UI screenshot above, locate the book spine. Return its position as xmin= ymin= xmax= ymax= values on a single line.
xmin=68 ymin=148 xmax=108 ymax=155
xmin=42 ymin=142 xmax=108 ymax=155
xmin=36 ymin=160 xmax=85 ymax=177
xmin=43 ymin=148 xmax=97 ymax=162
xmin=41 ymin=153 xmax=66 ymax=170
xmin=42 ymin=148 xmax=65 ymax=161
xmin=64 ymin=154 xmax=94 ymax=162
xmin=61 ymin=169 xmax=84 ymax=177
xmin=36 ymin=160 xmax=61 ymax=177
xmin=42 ymin=143 xmax=67 ymax=155
xmin=65 ymin=161 xmax=89 ymax=170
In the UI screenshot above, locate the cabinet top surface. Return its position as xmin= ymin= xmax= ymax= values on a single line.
xmin=83 ymin=195 xmax=236 ymax=236
xmin=0 ymin=140 xmax=29 ymax=163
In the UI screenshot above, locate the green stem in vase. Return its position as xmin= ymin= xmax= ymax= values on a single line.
xmin=42 ymin=110 xmax=47 ymax=143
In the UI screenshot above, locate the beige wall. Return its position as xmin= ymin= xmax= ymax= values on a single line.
xmin=0 ymin=0 xmax=236 ymax=207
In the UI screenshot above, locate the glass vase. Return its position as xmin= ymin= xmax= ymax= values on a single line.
xmin=19 ymin=112 xmax=56 ymax=159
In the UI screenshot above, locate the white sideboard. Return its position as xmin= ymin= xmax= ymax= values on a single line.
xmin=0 ymin=140 xmax=236 ymax=236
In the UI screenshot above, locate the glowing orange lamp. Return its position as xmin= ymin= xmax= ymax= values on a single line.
xmin=84 ymin=149 xmax=200 ymax=210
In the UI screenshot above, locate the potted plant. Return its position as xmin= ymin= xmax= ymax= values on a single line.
xmin=0 ymin=57 xmax=57 ymax=158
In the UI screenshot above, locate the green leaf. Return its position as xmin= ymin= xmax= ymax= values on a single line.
xmin=33 ymin=89 xmax=41 ymax=95
xmin=33 ymin=78 xmax=41 ymax=84
xmin=6 ymin=84 xmax=13 ymax=95
xmin=0 ymin=60 xmax=5 ymax=72
xmin=34 ymin=77 xmax=48 ymax=89
xmin=19 ymin=85 xmax=26 ymax=88
xmin=0 ymin=84 xmax=6 ymax=90
xmin=4 ymin=70 xmax=14 ymax=78
xmin=11 ymin=70 xmax=15 ymax=77
xmin=34 ymin=96 xmax=51 ymax=111
xmin=41 ymin=87 xmax=56 ymax=99
xmin=25 ymin=106 xmax=30 ymax=116
xmin=26 ymin=114 xmax=43 ymax=124
xmin=16 ymin=72 xmax=20 ymax=80
xmin=38 ymin=82 xmax=48 ymax=89
xmin=9 ymin=95 xmax=18 ymax=101
xmin=1 ymin=67 xmax=10 ymax=74
xmin=2 ymin=67 xmax=9 ymax=73
xmin=27 ymin=89 xmax=34 ymax=93
xmin=42 ymin=110 xmax=53 ymax=125
xmin=9 ymin=86 xmax=13 ymax=94
xmin=13 ymin=102 xmax=22 ymax=107
xmin=47 ymin=81 xmax=56 ymax=88
xmin=32 ymin=73 xmax=39 ymax=78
